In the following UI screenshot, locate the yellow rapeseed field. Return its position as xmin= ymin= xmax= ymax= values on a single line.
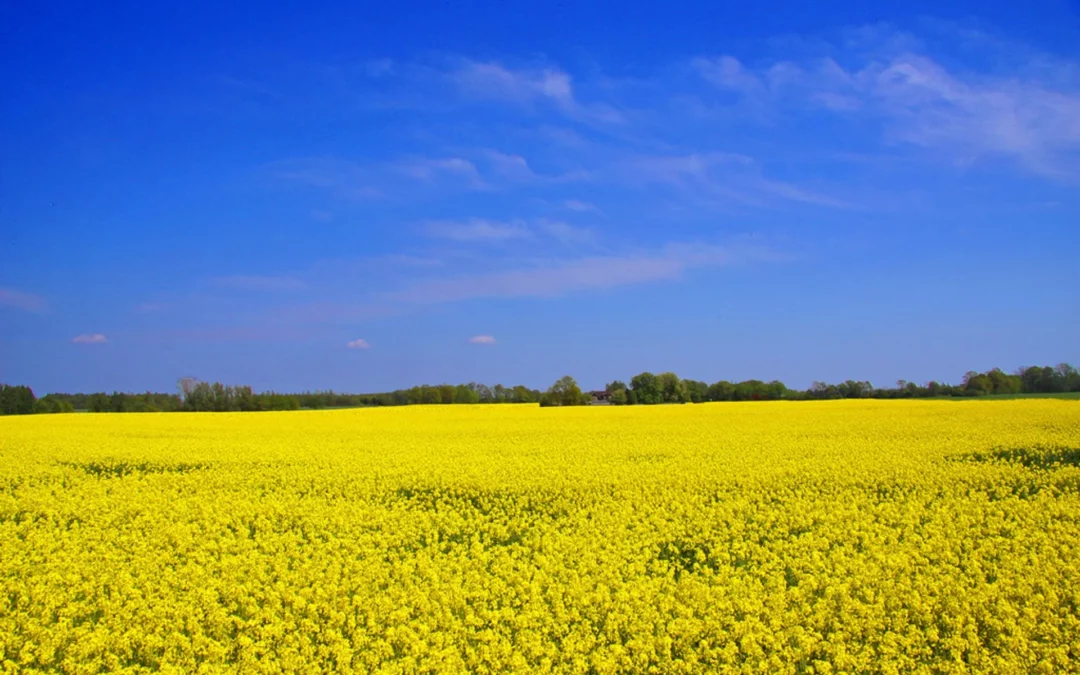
xmin=2 ymin=400 xmax=1079 ymax=674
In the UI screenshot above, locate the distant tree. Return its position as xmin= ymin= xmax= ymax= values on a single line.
xmin=541 ymin=375 xmax=587 ymax=407
xmin=234 ymin=385 xmax=258 ymax=412
xmin=1060 ymin=363 xmax=1080 ymax=392
xmin=764 ymin=380 xmax=789 ymax=400
xmin=684 ymin=380 xmax=709 ymax=403
xmin=605 ymin=380 xmax=628 ymax=394
xmin=510 ymin=385 xmax=536 ymax=403
xmin=87 ymin=392 xmax=110 ymax=413
xmin=657 ymin=372 xmax=690 ymax=403
xmin=0 ymin=384 xmax=36 ymax=415
xmin=259 ymin=391 xmax=300 ymax=410
xmin=732 ymin=380 xmax=765 ymax=401
xmin=630 ymin=372 xmax=662 ymax=405
xmin=986 ymin=368 xmax=1021 ymax=395
xmin=609 ymin=388 xmax=628 ymax=405
xmin=707 ymin=381 xmax=735 ymax=402
xmin=454 ymin=384 xmax=480 ymax=404
xmin=472 ymin=383 xmax=494 ymax=403
xmin=109 ymin=392 xmax=129 ymax=413
xmin=963 ymin=373 xmax=993 ymax=396
xmin=34 ymin=396 xmax=75 ymax=414
xmin=177 ymin=377 xmax=199 ymax=404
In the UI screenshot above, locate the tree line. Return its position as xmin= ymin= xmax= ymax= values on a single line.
xmin=542 ymin=363 xmax=1079 ymax=406
xmin=0 ymin=380 xmax=543 ymax=414
xmin=1 ymin=364 xmax=1076 ymax=415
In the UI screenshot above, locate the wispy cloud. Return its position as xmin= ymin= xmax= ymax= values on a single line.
xmin=0 ymin=288 xmax=46 ymax=313
xmin=482 ymin=150 xmax=536 ymax=180
xmin=447 ymin=59 xmax=624 ymax=126
xmin=346 ymin=338 xmax=371 ymax=349
xmin=468 ymin=334 xmax=496 ymax=345
xmin=394 ymin=156 xmax=486 ymax=188
xmin=215 ymin=275 xmax=307 ymax=291
xmin=72 ymin=333 xmax=108 ymax=344
xmin=535 ymin=219 xmax=596 ymax=247
xmin=423 ymin=218 xmax=532 ymax=242
xmin=694 ymin=27 xmax=1080 ymax=178
xmin=625 ymin=152 xmax=852 ymax=209
xmin=693 ymin=56 xmax=766 ymax=96
xmin=449 ymin=61 xmax=575 ymax=106
xmin=421 ymin=217 xmax=599 ymax=250
xmin=385 ymin=240 xmax=786 ymax=305
xmin=563 ymin=199 xmax=601 ymax=213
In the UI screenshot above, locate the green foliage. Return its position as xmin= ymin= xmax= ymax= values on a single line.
xmin=657 ymin=372 xmax=690 ymax=403
xmin=605 ymin=380 xmax=627 ymax=394
xmin=707 ymin=380 xmax=735 ymax=401
xmin=34 ymin=396 xmax=75 ymax=414
xmin=0 ymin=384 xmax=36 ymax=415
xmin=540 ymin=376 xmax=587 ymax=407
xmin=630 ymin=372 xmax=662 ymax=405
xmin=684 ymin=380 xmax=709 ymax=403
xmin=12 ymin=362 xmax=1078 ymax=415
xmin=608 ymin=388 xmax=628 ymax=405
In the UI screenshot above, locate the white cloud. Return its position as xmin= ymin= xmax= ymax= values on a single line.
xmin=483 ymin=150 xmax=535 ymax=179
xmin=536 ymin=219 xmax=596 ymax=246
xmin=693 ymin=55 xmax=766 ymax=95
xmin=694 ymin=28 xmax=1080 ymax=178
xmin=0 ymin=288 xmax=46 ymax=313
xmin=385 ymin=240 xmax=787 ymax=305
xmin=272 ymin=155 xmax=487 ymax=197
xmin=447 ymin=59 xmax=623 ymax=126
xmin=215 ymin=275 xmax=307 ymax=291
xmin=860 ymin=54 xmax=1080 ymax=176
xmin=468 ymin=335 xmax=496 ymax=345
xmin=423 ymin=218 xmax=532 ymax=242
xmin=72 ymin=333 xmax=108 ymax=344
xmin=450 ymin=61 xmax=575 ymax=106
xmin=626 ymin=152 xmax=851 ymax=209
xmin=395 ymin=157 xmax=485 ymax=187
xmin=563 ymin=199 xmax=600 ymax=213
xmin=346 ymin=338 xmax=371 ymax=349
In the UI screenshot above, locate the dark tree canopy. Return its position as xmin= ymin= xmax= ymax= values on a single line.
xmin=540 ymin=376 xmax=588 ymax=407
xmin=4 ymin=362 xmax=1076 ymax=415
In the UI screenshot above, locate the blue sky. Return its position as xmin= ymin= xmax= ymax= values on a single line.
xmin=2 ymin=1 xmax=1078 ymax=394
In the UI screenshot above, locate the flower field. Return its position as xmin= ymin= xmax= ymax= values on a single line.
xmin=2 ymin=401 xmax=1079 ymax=674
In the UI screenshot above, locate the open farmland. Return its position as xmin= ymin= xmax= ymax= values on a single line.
xmin=2 ymin=401 xmax=1080 ymax=674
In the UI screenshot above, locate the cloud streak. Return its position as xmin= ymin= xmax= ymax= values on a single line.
xmin=693 ymin=28 xmax=1080 ymax=178
xmin=625 ymin=152 xmax=852 ymax=209
xmin=385 ymin=241 xmax=787 ymax=305
xmin=72 ymin=333 xmax=108 ymax=344
xmin=563 ymin=199 xmax=601 ymax=213
xmin=468 ymin=335 xmax=496 ymax=344
xmin=423 ymin=218 xmax=532 ymax=242
xmin=0 ymin=288 xmax=46 ymax=313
